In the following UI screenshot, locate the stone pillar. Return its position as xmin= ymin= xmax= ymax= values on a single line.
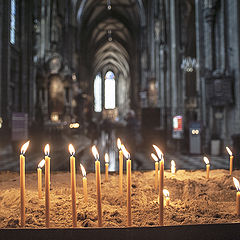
xmin=170 ymin=0 xmax=178 ymax=117
xmin=155 ymin=20 xmax=160 ymax=108
xmin=203 ymin=1 xmax=217 ymax=70
xmin=149 ymin=0 xmax=155 ymax=75
xmin=20 ymin=0 xmax=28 ymax=113
xmin=228 ymin=0 xmax=240 ymax=134
xmin=159 ymin=45 xmax=166 ymax=129
xmin=0 ymin=0 xmax=2 ymax=118
xmin=195 ymin=0 xmax=203 ymax=124
xmin=40 ymin=0 xmax=45 ymax=60
xmin=1 ymin=0 xmax=11 ymax=128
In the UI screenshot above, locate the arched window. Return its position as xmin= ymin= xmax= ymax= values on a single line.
xmin=104 ymin=71 xmax=115 ymax=109
xmin=94 ymin=74 xmax=102 ymax=112
xmin=10 ymin=0 xmax=16 ymax=44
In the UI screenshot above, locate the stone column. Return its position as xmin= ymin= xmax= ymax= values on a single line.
xmin=155 ymin=20 xmax=160 ymax=108
xmin=0 ymin=0 xmax=2 ymax=117
xmin=159 ymin=45 xmax=165 ymax=129
xmin=149 ymin=0 xmax=155 ymax=75
xmin=170 ymin=0 xmax=178 ymax=117
xmin=203 ymin=1 xmax=217 ymax=70
xmin=1 ymin=0 xmax=11 ymax=127
xmin=40 ymin=0 xmax=45 ymax=60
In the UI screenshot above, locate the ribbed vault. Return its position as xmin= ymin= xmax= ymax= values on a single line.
xmin=76 ymin=0 xmax=145 ymax=117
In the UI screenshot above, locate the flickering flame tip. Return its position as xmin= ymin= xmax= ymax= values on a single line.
xmin=80 ymin=163 xmax=86 ymax=177
xmin=68 ymin=144 xmax=75 ymax=156
xmin=121 ymin=144 xmax=130 ymax=159
xmin=38 ymin=159 xmax=45 ymax=169
xmin=171 ymin=160 xmax=176 ymax=173
xmin=233 ymin=177 xmax=240 ymax=191
xmin=44 ymin=144 xmax=50 ymax=156
xmin=163 ymin=189 xmax=170 ymax=197
xmin=152 ymin=144 xmax=163 ymax=160
xmin=117 ymin=138 xmax=122 ymax=150
xmin=92 ymin=145 xmax=99 ymax=160
xmin=20 ymin=140 xmax=30 ymax=154
xmin=151 ymin=153 xmax=158 ymax=162
xmin=105 ymin=153 xmax=110 ymax=163
xmin=203 ymin=156 xmax=210 ymax=165
xmin=226 ymin=147 xmax=232 ymax=156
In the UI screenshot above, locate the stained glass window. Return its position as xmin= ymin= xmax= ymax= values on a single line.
xmin=10 ymin=0 xmax=16 ymax=44
xmin=104 ymin=71 xmax=115 ymax=109
xmin=94 ymin=75 xmax=102 ymax=112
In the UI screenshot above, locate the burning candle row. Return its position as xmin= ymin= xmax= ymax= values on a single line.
xmin=19 ymin=139 xmax=133 ymax=228
xmin=19 ymin=140 xmax=239 ymax=228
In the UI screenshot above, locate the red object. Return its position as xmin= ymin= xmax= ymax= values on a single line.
xmin=173 ymin=116 xmax=183 ymax=132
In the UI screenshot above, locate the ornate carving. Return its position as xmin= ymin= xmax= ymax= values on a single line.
xmin=159 ymin=0 xmax=166 ymax=45
xmin=154 ymin=20 xmax=160 ymax=42
xmin=205 ymin=71 xmax=234 ymax=106
xmin=203 ymin=0 xmax=220 ymax=24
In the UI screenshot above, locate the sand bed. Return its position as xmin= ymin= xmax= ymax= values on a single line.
xmin=0 ymin=169 xmax=239 ymax=228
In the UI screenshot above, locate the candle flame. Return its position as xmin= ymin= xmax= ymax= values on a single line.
xmin=151 ymin=153 xmax=158 ymax=162
xmin=226 ymin=147 xmax=232 ymax=156
xmin=68 ymin=144 xmax=75 ymax=156
xmin=38 ymin=159 xmax=45 ymax=169
xmin=203 ymin=156 xmax=210 ymax=165
xmin=105 ymin=153 xmax=110 ymax=163
xmin=44 ymin=144 xmax=50 ymax=156
xmin=20 ymin=141 xmax=30 ymax=154
xmin=153 ymin=145 xmax=163 ymax=160
xmin=171 ymin=160 xmax=176 ymax=174
xmin=80 ymin=164 xmax=86 ymax=177
xmin=91 ymin=145 xmax=99 ymax=160
xmin=121 ymin=144 xmax=130 ymax=159
xmin=117 ymin=138 xmax=122 ymax=150
xmin=233 ymin=177 xmax=240 ymax=191
xmin=163 ymin=189 xmax=169 ymax=198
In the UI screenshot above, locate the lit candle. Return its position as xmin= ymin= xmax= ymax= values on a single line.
xmin=37 ymin=159 xmax=45 ymax=199
xmin=153 ymin=145 xmax=164 ymax=226
xmin=159 ymin=158 xmax=164 ymax=225
xmin=68 ymin=144 xmax=77 ymax=227
xmin=44 ymin=144 xmax=50 ymax=228
xmin=233 ymin=177 xmax=240 ymax=216
xmin=226 ymin=147 xmax=234 ymax=175
xmin=117 ymin=138 xmax=123 ymax=195
xmin=203 ymin=156 xmax=210 ymax=179
xmin=20 ymin=141 xmax=30 ymax=227
xmin=80 ymin=164 xmax=88 ymax=203
xmin=92 ymin=145 xmax=103 ymax=227
xmin=151 ymin=153 xmax=159 ymax=191
xmin=105 ymin=153 xmax=109 ymax=181
xmin=122 ymin=145 xmax=132 ymax=226
xmin=163 ymin=189 xmax=170 ymax=207
xmin=171 ymin=160 xmax=176 ymax=175
xmin=153 ymin=145 xmax=163 ymax=160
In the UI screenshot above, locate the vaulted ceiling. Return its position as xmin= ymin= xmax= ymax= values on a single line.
xmin=76 ymin=0 xmax=145 ymax=79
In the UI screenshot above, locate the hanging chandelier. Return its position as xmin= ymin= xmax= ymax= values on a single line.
xmin=181 ymin=57 xmax=198 ymax=72
xmin=107 ymin=30 xmax=112 ymax=41
xmin=107 ymin=0 xmax=112 ymax=10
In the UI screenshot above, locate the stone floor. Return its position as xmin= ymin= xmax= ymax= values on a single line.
xmin=0 ymin=131 xmax=231 ymax=172
xmin=0 ymin=134 xmax=91 ymax=172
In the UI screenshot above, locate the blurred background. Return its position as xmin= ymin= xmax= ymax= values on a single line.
xmin=0 ymin=0 xmax=239 ymax=172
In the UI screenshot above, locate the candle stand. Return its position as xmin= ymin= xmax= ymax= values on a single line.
xmin=1 ymin=223 xmax=240 ymax=240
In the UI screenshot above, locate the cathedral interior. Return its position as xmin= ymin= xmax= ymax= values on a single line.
xmin=0 ymin=0 xmax=240 ymax=171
